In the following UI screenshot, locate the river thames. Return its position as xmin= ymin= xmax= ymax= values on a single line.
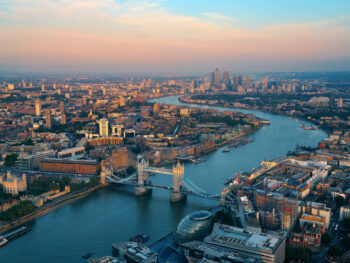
xmin=0 ymin=96 xmax=327 ymax=263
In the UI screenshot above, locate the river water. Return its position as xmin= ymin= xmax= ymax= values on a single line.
xmin=0 ymin=96 xmax=327 ymax=263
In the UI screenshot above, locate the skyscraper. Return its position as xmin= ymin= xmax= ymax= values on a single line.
xmin=59 ymin=101 xmax=64 ymax=113
xmin=245 ymin=77 xmax=251 ymax=90
xmin=223 ymin=71 xmax=229 ymax=84
xmin=35 ymin=99 xmax=41 ymax=116
xmin=209 ymin=71 xmax=215 ymax=83
xmin=61 ymin=114 xmax=66 ymax=125
xmin=97 ymin=118 xmax=109 ymax=137
xmin=153 ymin=103 xmax=160 ymax=115
xmin=45 ymin=109 xmax=51 ymax=129
xmin=262 ymin=76 xmax=269 ymax=90
xmin=214 ymin=69 xmax=220 ymax=86
xmin=338 ymin=98 xmax=343 ymax=108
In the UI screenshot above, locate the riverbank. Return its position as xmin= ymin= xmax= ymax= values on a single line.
xmin=155 ymin=127 xmax=258 ymax=168
xmin=0 ymin=184 xmax=106 ymax=234
xmin=179 ymin=94 xmax=331 ymax=136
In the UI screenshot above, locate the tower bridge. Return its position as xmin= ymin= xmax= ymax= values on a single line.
xmin=101 ymin=158 xmax=221 ymax=202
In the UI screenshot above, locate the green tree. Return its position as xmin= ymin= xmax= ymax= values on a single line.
xmin=321 ymin=232 xmax=332 ymax=245
xmin=0 ymin=185 xmax=13 ymax=201
xmin=0 ymin=200 xmax=35 ymax=221
xmin=88 ymin=176 xmax=100 ymax=186
xmin=4 ymin=153 xmax=18 ymax=167
xmin=60 ymin=175 xmax=71 ymax=187
xmin=49 ymin=182 xmax=60 ymax=191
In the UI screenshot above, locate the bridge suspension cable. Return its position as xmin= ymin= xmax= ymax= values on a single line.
xmin=181 ymin=177 xmax=212 ymax=196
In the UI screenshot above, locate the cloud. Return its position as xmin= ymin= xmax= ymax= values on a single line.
xmin=203 ymin=12 xmax=237 ymax=23
xmin=0 ymin=0 xmax=349 ymax=72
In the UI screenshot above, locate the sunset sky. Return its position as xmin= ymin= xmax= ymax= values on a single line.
xmin=1 ymin=0 xmax=350 ymax=73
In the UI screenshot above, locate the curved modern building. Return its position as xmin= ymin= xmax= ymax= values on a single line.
xmin=173 ymin=211 xmax=212 ymax=244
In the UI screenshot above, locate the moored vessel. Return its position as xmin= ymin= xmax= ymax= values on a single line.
xmin=0 ymin=237 xmax=8 ymax=247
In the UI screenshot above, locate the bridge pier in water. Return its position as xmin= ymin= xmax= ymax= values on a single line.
xmin=135 ymin=159 xmax=187 ymax=201
xmin=170 ymin=161 xmax=186 ymax=202
xmin=105 ymin=158 xmax=218 ymax=202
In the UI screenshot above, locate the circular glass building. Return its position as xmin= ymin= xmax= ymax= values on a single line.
xmin=173 ymin=211 xmax=212 ymax=244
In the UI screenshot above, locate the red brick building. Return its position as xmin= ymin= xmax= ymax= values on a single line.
xmin=39 ymin=158 xmax=101 ymax=175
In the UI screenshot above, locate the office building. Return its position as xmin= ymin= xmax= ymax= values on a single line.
xmin=338 ymin=98 xmax=343 ymax=108
xmin=262 ymin=77 xmax=269 ymax=90
xmin=45 ymin=109 xmax=51 ymax=128
xmin=39 ymin=158 xmax=101 ymax=175
xmin=340 ymin=205 xmax=350 ymax=220
xmin=59 ymin=101 xmax=64 ymax=113
xmin=153 ymin=103 xmax=160 ymax=115
xmin=180 ymin=240 xmax=262 ymax=263
xmin=204 ymin=224 xmax=285 ymax=263
xmin=214 ymin=69 xmax=221 ymax=86
xmin=254 ymin=190 xmax=300 ymax=230
xmin=209 ymin=71 xmax=215 ymax=83
xmin=57 ymin=147 xmax=85 ymax=159
xmin=302 ymin=201 xmax=331 ymax=229
xmin=174 ymin=211 xmax=212 ymax=244
xmin=17 ymin=150 xmax=56 ymax=170
xmin=124 ymin=129 xmax=135 ymax=138
xmin=97 ymin=118 xmax=109 ymax=137
xmin=111 ymin=124 xmax=124 ymax=137
xmin=223 ymin=71 xmax=229 ymax=84
xmin=61 ymin=114 xmax=66 ymax=125
xmin=112 ymin=242 xmax=157 ymax=263
xmin=7 ymin=84 xmax=14 ymax=90
xmin=87 ymin=256 xmax=125 ymax=263
xmin=35 ymin=99 xmax=41 ymax=116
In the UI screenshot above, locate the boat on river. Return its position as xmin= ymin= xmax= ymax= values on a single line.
xmin=0 ymin=237 xmax=8 ymax=247
xmin=222 ymin=148 xmax=230 ymax=153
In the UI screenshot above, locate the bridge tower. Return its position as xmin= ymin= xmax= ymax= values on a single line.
xmin=135 ymin=158 xmax=151 ymax=195
xmin=100 ymin=162 xmax=111 ymax=185
xmin=170 ymin=161 xmax=186 ymax=202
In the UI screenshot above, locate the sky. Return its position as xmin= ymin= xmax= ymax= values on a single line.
xmin=0 ymin=0 xmax=350 ymax=73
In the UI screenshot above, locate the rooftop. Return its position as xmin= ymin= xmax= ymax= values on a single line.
xmin=205 ymin=224 xmax=284 ymax=254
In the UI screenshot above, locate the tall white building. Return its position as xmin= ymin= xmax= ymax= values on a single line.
xmin=35 ymin=99 xmax=41 ymax=116
xmin=97 ymin=118 xmax=109 ymax=137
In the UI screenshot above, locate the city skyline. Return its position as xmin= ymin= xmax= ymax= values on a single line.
xmin=1 ymin=0 xmax=350 ymax=73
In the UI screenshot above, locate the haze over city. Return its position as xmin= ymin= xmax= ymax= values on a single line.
xmin=1 ymin=0 xmax=350 ymax=72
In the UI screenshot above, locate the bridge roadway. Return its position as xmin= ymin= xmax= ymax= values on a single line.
xmin=106 ymin=176 xmax=220 ymax=201
xmin=142 ymin=167 xmax=173 ymax=175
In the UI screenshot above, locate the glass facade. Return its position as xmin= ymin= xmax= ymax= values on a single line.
xmin=173 ymin=211 xmax=212 ymax=244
